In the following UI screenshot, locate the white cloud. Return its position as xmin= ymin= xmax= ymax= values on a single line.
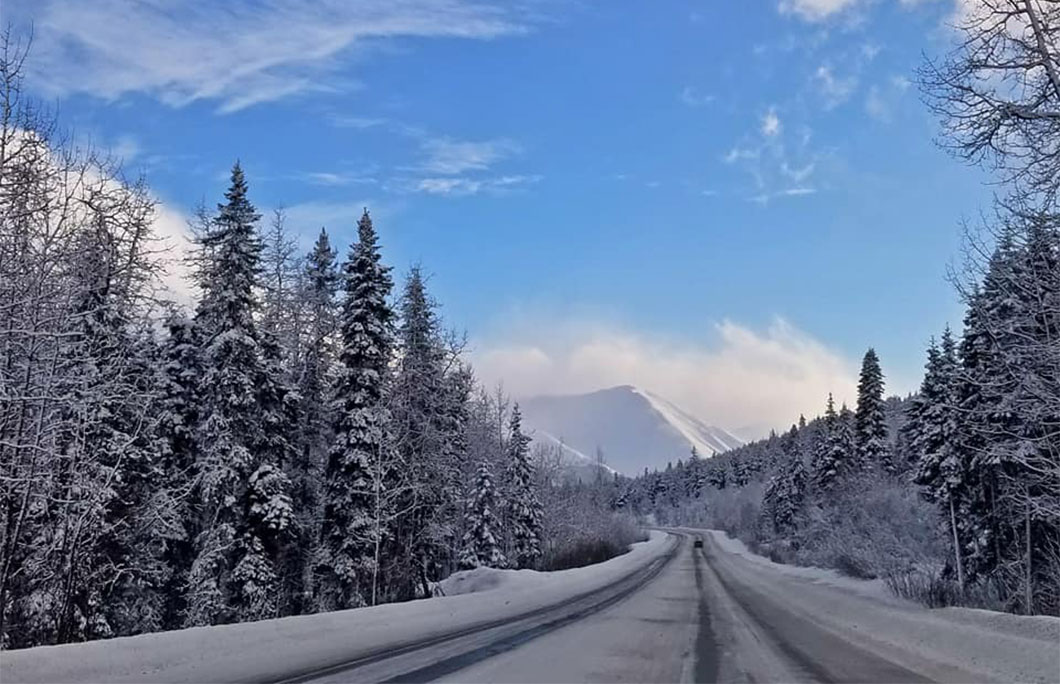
xmin=779 ymin=0 xmax=861 ymax=21
xmin=724 ymin=111 xmax=821 ymax=202
xmin=415 ymin=174 xmax=540 ymax=196
xmin=723 ymin=147 xmax=760 ymax=164
xmin=679 ymin=85 xmax=715 ymax=107
xmin=473 ymin=317 xmax=859 ymax=437
xmin=329 ymin=115 xmax=390 ymax=129
xmin=17 ymin=0 xmax=530 ymax=112
xmin=298 ymin=171 xmax=377 ymax=186
xmin=761 ymin=107 xmax=782 ymax=137
xmin=150 ymin=199 xmax=196 ymax=306
xmin=407 ymin=136 xmax=533 ymax=196
xmin=418 ymin=137 xmax=520 ymax=175
xmin=814 ymin=64 xmax=858 ymax=108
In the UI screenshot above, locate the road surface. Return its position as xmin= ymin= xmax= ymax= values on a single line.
xmin=6 ymin=530 xmax=1056 ymax=683
xmin=280 ymin=530 xmax=1058 ymax=683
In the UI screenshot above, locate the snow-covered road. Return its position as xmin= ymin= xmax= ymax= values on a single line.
xmin=4 ymin=529 xmax=1057 ymax=683
xmin=441 ymin=529 xmax=1059 ymax=683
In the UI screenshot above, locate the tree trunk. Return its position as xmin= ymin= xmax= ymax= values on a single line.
xmin=1024 ymin=497 xmax=1033 ymax=614
xmin=1022 ymin=0 xmax=1060 ymax=100
xmin=950 ymin=495 xmax=966 ymax=589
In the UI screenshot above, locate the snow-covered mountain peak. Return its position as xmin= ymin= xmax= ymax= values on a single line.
xmin=520 ymin=385 xmax=743 ymax=475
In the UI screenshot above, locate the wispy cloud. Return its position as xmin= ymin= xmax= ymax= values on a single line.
xmin=319 ymin=115 xmax=535 ymax=198
xmin=297 ymin=171 xmax=378 ymax=187
xmin=761 ymin=107 xmax=782 ymax=137
xmin=724 ymin=110 xmax=824 ymax=203
xmin=17 ymin=0 xmax=533 ymax=113
xmin=415 ymin=174 xmax=540 ymax=196
xmin=328 ymin=115 xmax=390 ymax=130
xmin=418 ymin=137 xmax=521 ymax=175
xmin=814 ymin=64 xmax=858 ymax=108
xmin=679 ymin=85 xmax=715 ymax=107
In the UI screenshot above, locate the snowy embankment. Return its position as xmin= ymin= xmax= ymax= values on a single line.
xmin=2 ymin=532 xmax=670 ymax=684
xmin=704 ymin=529 xmax=1060 ymax=684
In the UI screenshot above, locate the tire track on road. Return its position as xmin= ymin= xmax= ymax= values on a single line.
xmin=272 ymin=532 xmax=686 ymax=684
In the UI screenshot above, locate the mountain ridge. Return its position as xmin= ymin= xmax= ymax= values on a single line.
xmin=520 ymin=385 xmax=743 ymax=475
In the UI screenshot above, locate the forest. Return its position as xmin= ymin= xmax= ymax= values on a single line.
xmin=1 ymin=0 xmax=1059 ymax=654
xmin=0 ymin=34 xmax=635 ymax=649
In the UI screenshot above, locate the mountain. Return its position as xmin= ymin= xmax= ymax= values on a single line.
xmin=520 ymin=385 xmax=743 ymax=475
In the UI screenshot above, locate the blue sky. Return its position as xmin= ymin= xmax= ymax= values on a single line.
xmin=7 ymin=0 xmax=996 ymax=434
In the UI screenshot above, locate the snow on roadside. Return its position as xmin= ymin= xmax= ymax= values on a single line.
xmin=705 ymin=529 xmax=897 ymax=602
xmin=704 ymin=528 xmax=1060 ymax=684
xmin=2 ymin=532 xmax=670 ymax=684
xmin=436 ymin=531 xmax=662 ymax=598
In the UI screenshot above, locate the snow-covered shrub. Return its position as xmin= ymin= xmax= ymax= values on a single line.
xmin=792 ymin=473 xmax=946 ymax=579
xmin=541 ymin=514 xmax=644 ymax=571
xmin=884 ymin=569 xmax=1006 ymax=611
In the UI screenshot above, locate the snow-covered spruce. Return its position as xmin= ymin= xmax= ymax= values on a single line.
xmin=505 ymin=405 xmax=543 ymax=569
xmin=315 ymin=210 xmax=394 ymax=612
xmin=460 ymin=461 xmax=507 ymax=570
xmin=187 ymin=163 xmax=294 ymax=626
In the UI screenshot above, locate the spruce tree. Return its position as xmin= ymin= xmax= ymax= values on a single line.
xmin=813 ymin=393 xmax=841 ymax=490
xmin=506 ymin=404 xmax=543 ymax=569
xmin=157 ymin=311 xmax=202 ymax=628
xmin=390 ymin=266 xmax=451 ymax=598
xmin=855 ymin=348 xmax=889 ymax=472
xmin=766 ymin=449 xmax=807 ymax=536
xmin=187 ymin=163 xmax=292 ymax=626
xmin=910 ymin=328 xmax=967 ymax=586
xmin=282 ymin=229 xmax=337 ymax=614
xmin=459 ymin=462 xmax=506 ymax=570
xmin=316 ymin=210 xmax=394 ymax=611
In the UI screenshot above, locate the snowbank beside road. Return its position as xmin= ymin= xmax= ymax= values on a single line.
xmin=705 ymin=529 xmax=897 ymax=602
xmin=2 ymin=532 xmax=670 ymax=684
xmin=437 ymin=531 xmax=663 ymax=598
xmin=702 ymin=528 xmax=1060 ymax=683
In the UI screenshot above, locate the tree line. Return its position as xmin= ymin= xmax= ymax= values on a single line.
xmin=0 ymin=35 xmax=592 ymax=648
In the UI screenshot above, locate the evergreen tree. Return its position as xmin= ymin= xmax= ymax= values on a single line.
xmin=438 ymin=363 xmax=474 ymax=573
xmin=281 ymin=229 xmax=338 ymax=614
xmin=459 ymin=462 xmax=507 ymax=569
xmin=813 ymin=393 xmax=845 ymax=491
xmin=910 ymin=328 xmax=967 ymax=586
xmin=765 ymin=448 xmax=807 ymax=535
xmin=955 ymin=214 xmax=1060 ymax=613
xmin=187 ymin=163 xmax=292 ymax=626
xmin=390 ymin=266 xmax=451 ymax=599
xmin=157 ymin=311 xmax=202 ymax=628
xmin=316 ymin=210 xmax=394 ymax=611
xmin=506 ymin=404 xmax=543 ymax=569
xmin=855 ymin=348 xmax=889 ymax=472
